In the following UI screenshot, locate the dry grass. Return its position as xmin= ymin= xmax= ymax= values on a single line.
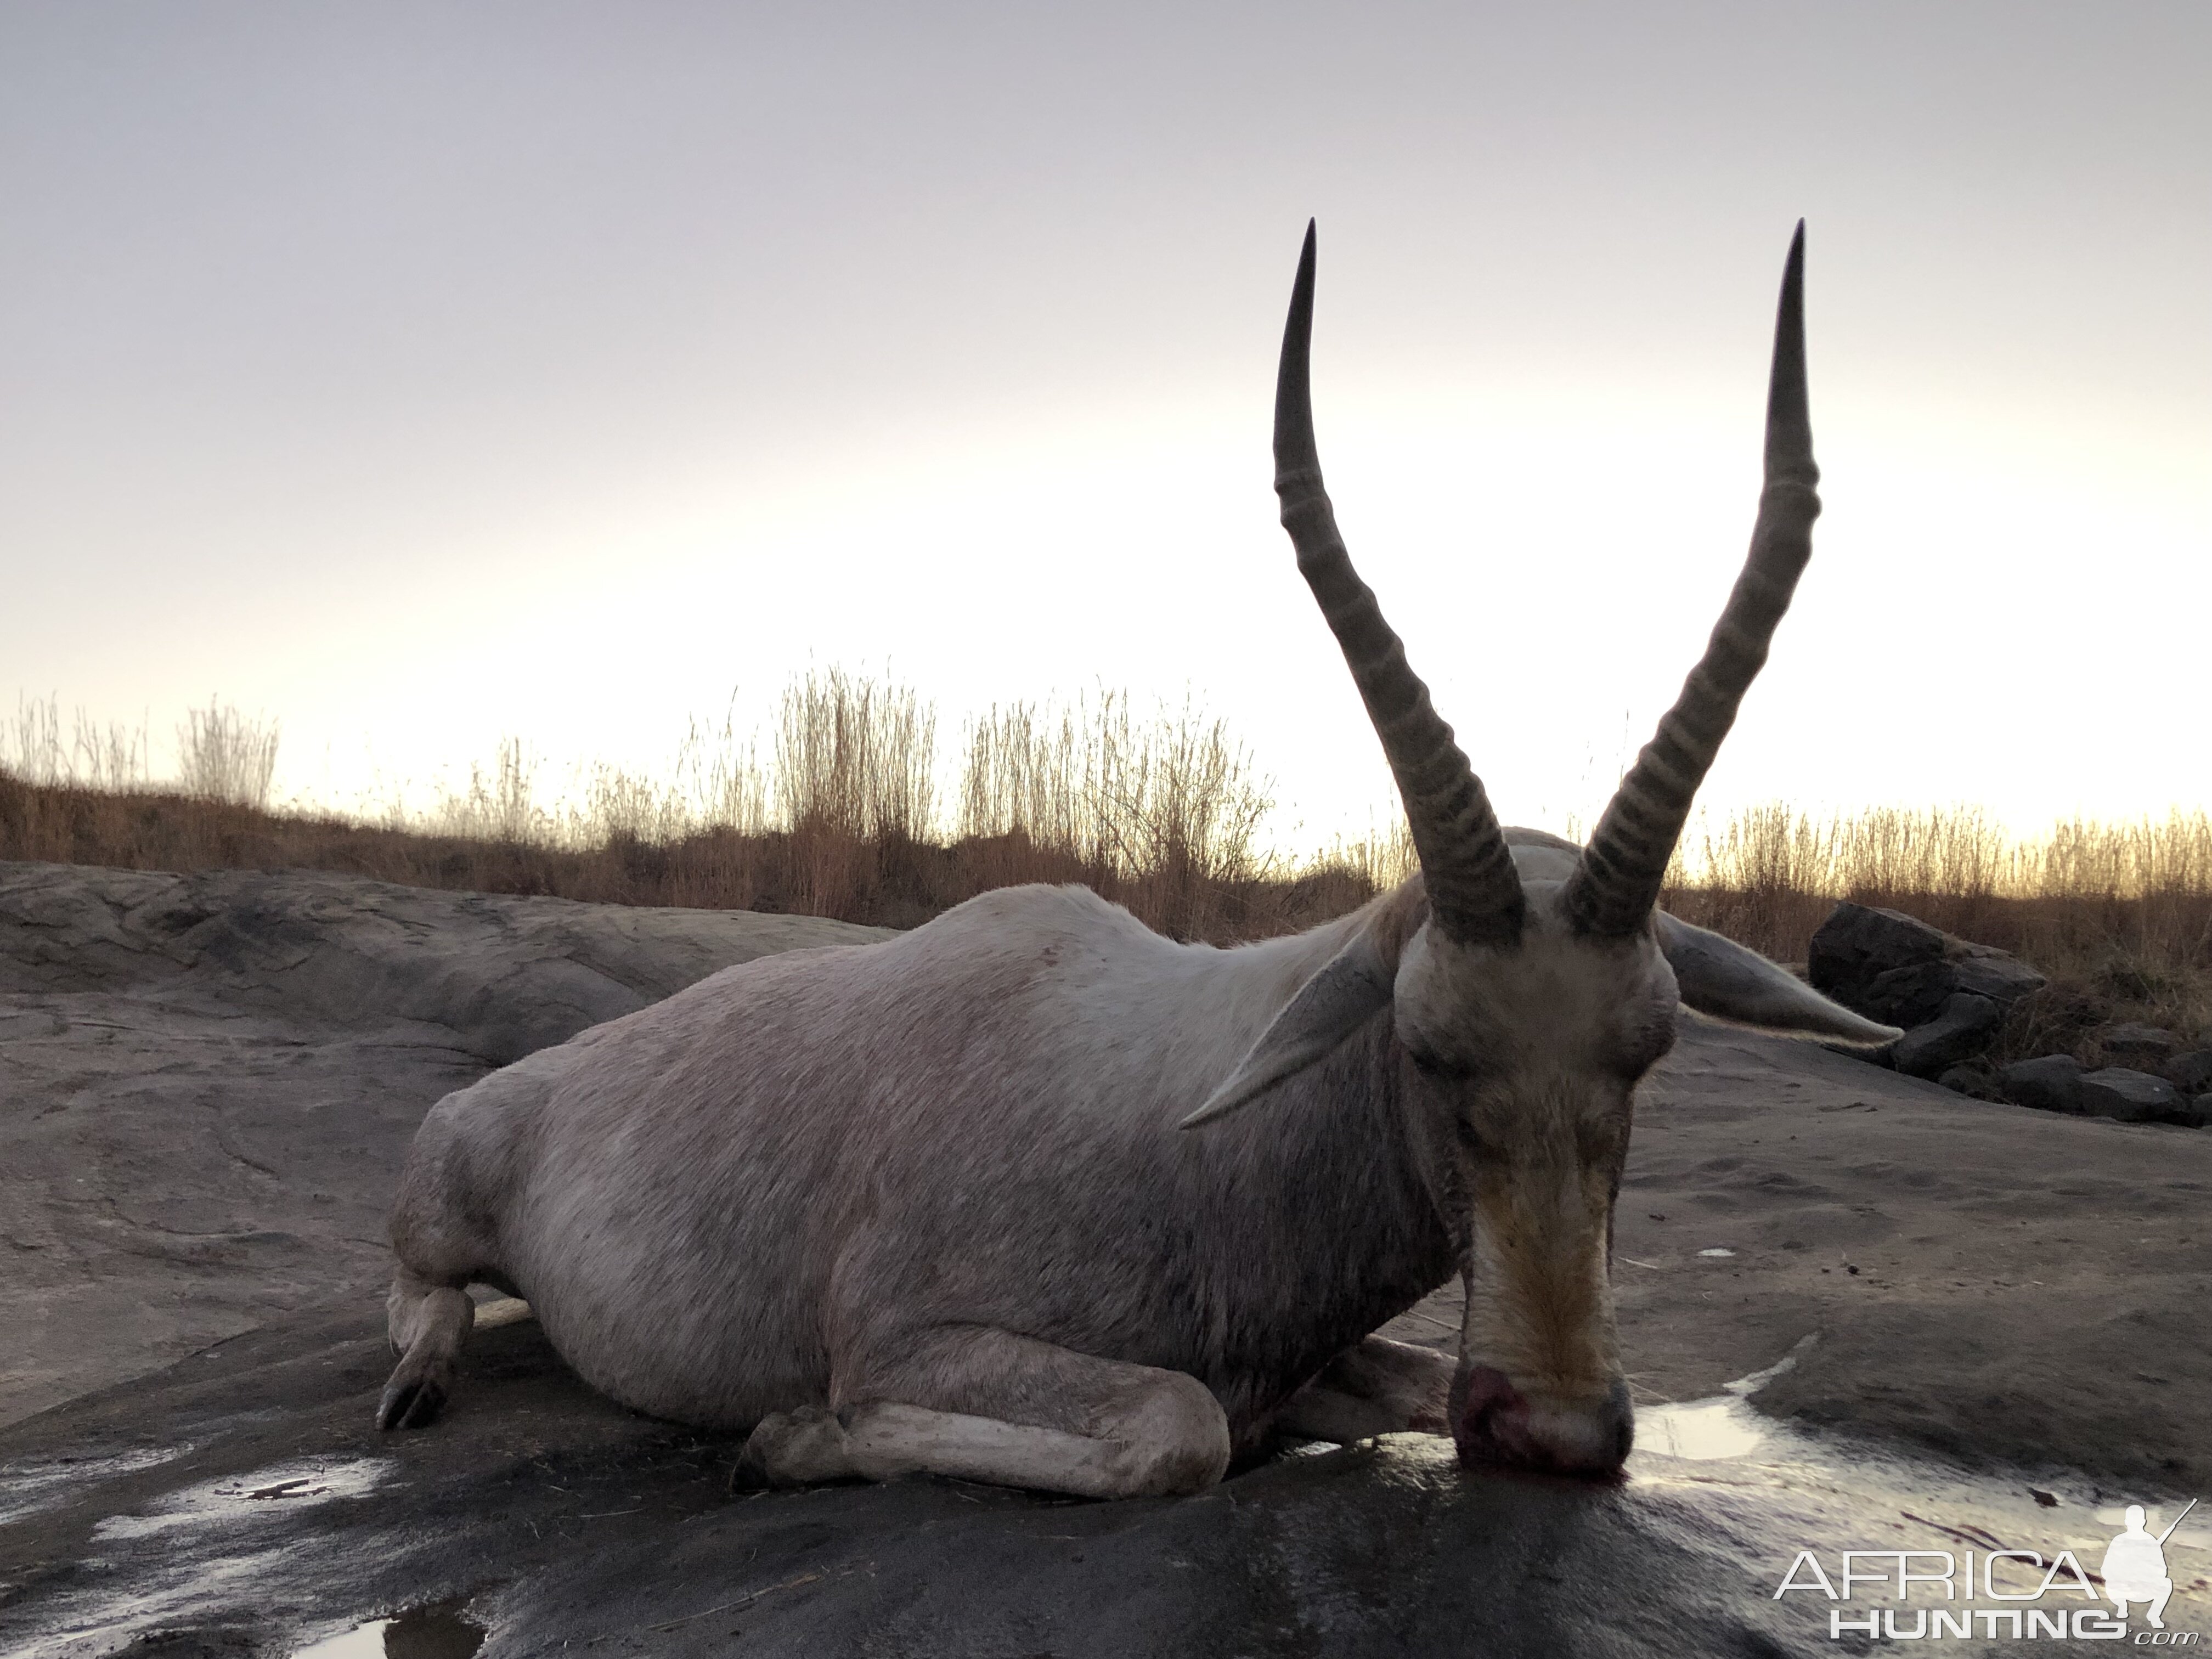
xmin=4 ymin=684 xmax=2205 ymax=1059
xmin=1663 ymin=804 xmax=2212 ymax=1060
xmin=0 ymin=677 xmax=1398 ymax=944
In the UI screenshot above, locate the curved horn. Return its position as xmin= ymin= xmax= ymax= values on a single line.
xmin=1277 ymin=221 xmax=1524 ymax=946
xmin=1565 ymin=222 xmax=1820 ymax=936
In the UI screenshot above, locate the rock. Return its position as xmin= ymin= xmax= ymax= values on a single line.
xmin=1949 ymin=953 xmax=2049 ymax=1006
xmin=1892 ymin=992 xmax=2003 ymax=1079
xmin=2160 ymin=1048 xmax=2212 ymax=1094
xmin=9 ymin=860 xmax=2212 ymax=1655
xmin=1859 ymin=959 xmax=1960 ymax=1028
xmin=1859 ymin=953 xmax=2051 ymax=1030
xmin=1808 ymin=903 xmax=1948 ymax=1011
xmin=2182 ymin=1093 xmax=2212 ymax=1130
xmin=2077 ymin=1067 xmax=2183 ymax=1124
xmin=2098 ymin=1023 xmax=2182 ymax=1062
xmin=1808 ymin=904 xmax=2044 ymax=1075
xmin=0 ymin=1305 xmax=1916 ymax=1659
xmin=1935 ymin=1062 xmax=2004 ymax=1102
xmin=0 ymin=860 xmax=889 ymax=1425
xmin=2000 ymin=1054 xmax=2086 ymax=1115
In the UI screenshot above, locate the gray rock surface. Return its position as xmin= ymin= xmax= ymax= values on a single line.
xmin=4 ymin=862 xmax=2211 ymax=1656
xmin=26 ymin=1299 xmax=2181 ymax=1659
xmin=2078 ymin=1066 xmax=2186 ymax=1124
xmin=1999 ymin=1053 xmax=2086 ymax=1114
xmin=0 ymin=861 xmax=885 ymax=1423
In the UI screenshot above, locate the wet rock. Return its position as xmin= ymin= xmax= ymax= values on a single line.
xmin=1891 ymin=992 xmax=2003 ymax=1079
xmin=2076 ymin=1067 xmax=2183 ymax=1124
xmin=1999 ymin=1054 xmax=2086 ymax=1115
xmin=2161 ymin=1048 xmax=2212 ymax=1095
xmin=2099 ymin=1023 xmax=2182 ymax=1063
xmin=0 ymin=1306 xmax=1835 ymax=1659
xmin=7 ymin=861 xmax=2212 ymax=1655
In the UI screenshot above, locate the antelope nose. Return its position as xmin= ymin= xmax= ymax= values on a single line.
xmin=1454 ymin=1369 xmax=1633 ymax=1477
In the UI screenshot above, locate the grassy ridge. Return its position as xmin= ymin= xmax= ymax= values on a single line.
xmin=7 ymin=678 xmax=2207 ymax=1063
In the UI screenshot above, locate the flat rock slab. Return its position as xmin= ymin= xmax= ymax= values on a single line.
xmin=0 ymin=862 xmax=886 ymax=1425
xmin=4 ymin=862 xmax=2211 ymax=1654
xmin=9 ymin=1304 xmax=2204 ymax=1658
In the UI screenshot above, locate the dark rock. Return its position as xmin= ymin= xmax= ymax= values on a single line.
xmin=1891 ymin=993 xmax=2002 ymax=1079
xmin=0 ymin=1304 xmax=1917 ymax=1659
xmin=1809 ymin=904 xmax=2044 ymax=1075
xmin=2077 ymin=1067 xmax=2183 ymax=1124
xmin=2185 ymin=1093 xmax=2212 ymax=1130
xmin=1859 ymin=954 xmax=2047 ymax=1030
xmin=2000 ymin=1054 xmax=2086 ymax=1115
xmin=1860 ymin=960 xmax=1960 ymax=1028
xmin=1934 ymin=1062 xmax=2004 ymax=1102
xmin=1808 ymin=902 xmax=1947 ymax=1010
xmin=1949 ymin=953 xmax=2047 ymax=1006
xmin=2159 ymin=1049 xmax=2212 ymax=1094
xmin=2099 ymin=1023 xmax=2182 ymax=1062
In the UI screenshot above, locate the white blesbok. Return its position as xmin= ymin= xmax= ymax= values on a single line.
xmin=379 ymin=222 xmax=1894 ymax=1495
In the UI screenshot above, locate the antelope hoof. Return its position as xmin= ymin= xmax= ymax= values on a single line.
xmin=376 ymin=1357 xmax=451 ymax=1431
xmin=731 ymin=1404 xmax=855 ymax=1491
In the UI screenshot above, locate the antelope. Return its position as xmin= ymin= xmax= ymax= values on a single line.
xmin=378 ymin=222 xmax=1895 ymax=1496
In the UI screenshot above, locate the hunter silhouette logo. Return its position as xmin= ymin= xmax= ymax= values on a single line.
xmin=1774 ymin=1497 xmax=2200 ymax=1642
xmin=2105 ymin=1500 xmax=2194 ymax=1631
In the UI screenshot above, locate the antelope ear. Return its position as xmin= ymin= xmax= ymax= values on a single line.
xmin=1655 ymin=911 xmax=1900 ymax=1046
xmin=1180 ymin=932 xmax=1395 ymax=1128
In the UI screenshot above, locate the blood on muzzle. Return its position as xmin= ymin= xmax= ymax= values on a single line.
xmin=1454 ymin=1365 xmax=1634 ymax=1477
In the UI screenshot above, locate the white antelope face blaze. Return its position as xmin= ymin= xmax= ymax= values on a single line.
xmin=1394 ymin=904 xmax=1678 ymax=1472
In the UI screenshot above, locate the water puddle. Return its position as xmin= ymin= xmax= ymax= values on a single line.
xmin=92 ymin=1454 xmax=394 ymax=1540
xmin=1635 ymin=1333 xmax=1812 ymax=1460
xmin=1638 ymin=1392 xmax=1768 ymax=1459
xmin=1628 ymin=1336 xmax=2209 ymax=1635
xmin=293 ymin=1601 xmax=486 ymax=1658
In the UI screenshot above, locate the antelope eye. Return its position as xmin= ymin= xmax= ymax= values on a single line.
xmin=1453 ymin=1116 xmax=1489 ymax=1156
xmin=1407 ymin=1043 xmax=1448 ymax=1077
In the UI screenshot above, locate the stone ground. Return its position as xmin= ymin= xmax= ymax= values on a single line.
xmin=2 ymin=861 xmax=2208 ymax=1656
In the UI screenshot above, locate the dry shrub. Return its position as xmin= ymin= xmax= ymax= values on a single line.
xmin=177 ymin=697 xmax=280 ymax=810
xmin=959 ymin=692 xmax=1274 ymax=939
xmin=9 ymin=695 xmax=152 ymax=792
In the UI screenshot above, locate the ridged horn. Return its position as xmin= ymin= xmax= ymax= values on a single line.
xmin=1277 ymin=221 xmax=1524 ymax=947
xmin=1565 ymin=222 xmax=1820 ymax=936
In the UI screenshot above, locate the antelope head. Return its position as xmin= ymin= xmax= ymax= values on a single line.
xmin=1187 ymin=222 xmax=1894 ymax=1477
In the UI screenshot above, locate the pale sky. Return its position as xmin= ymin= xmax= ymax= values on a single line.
xmin=4 ymin=3 xmax=2206 ymax=847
